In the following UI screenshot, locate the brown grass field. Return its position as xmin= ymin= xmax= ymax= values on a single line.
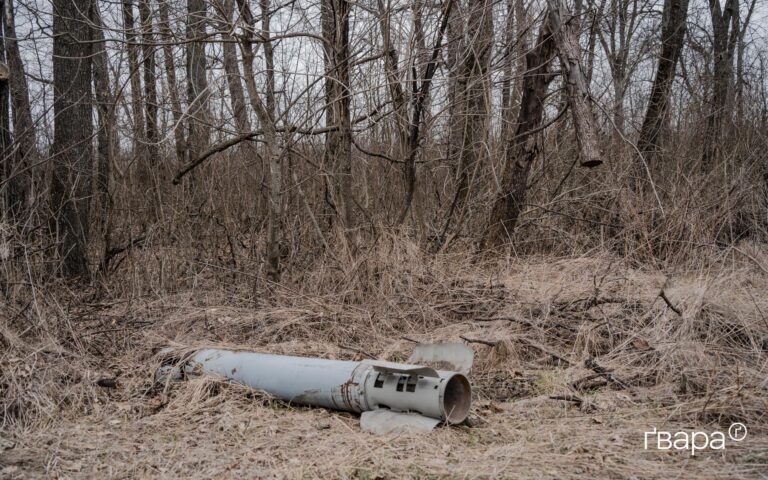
xmin=2 ymin=236 xmax=767 ymax=478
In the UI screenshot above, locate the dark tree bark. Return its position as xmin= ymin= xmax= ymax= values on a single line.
xmin=3 ymin=0 xmax=35 ymax=219
xmin=547 ymin=0 xmax=601 ymax=168
xmin=139 ymin=0 xmax=159 ymax=163
xmin=234 ymin=0 xmax=282 ymax=280
xmin=376 ymin=0 xmax=408 ymax=160
xmin=484 ymin=17 xmax=556 ymax=247
xmin=439 ymin=0 xmax=493 ymax=245
xmin=50 ymin=0 xmax=94 ymax=277
xmin=218 ymin=0 xmax=250 ymax=136
xmin=0 ymin=2 xmax=13 ymax=217
xmin=322 ymin=0 xmax=354 ymax=228
xmin=90 ymin=1 xmax=116 ymax=241
xmin=186 ymin=0 xmax=211 ymax=162
xmin=637 ymin=0 xmax=690 ymax=164
xmin=122 ymin=0 xmax=145 ymax=156
xmin=158 ymin=0 xmax=186 ymax=164
xmin=702 ymin=0 xmax=738 ymax=169
xmin=397 ymin=0 xmax=454 ymax=225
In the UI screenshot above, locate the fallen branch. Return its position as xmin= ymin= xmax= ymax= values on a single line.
xmin=584 ymin=357 xmax=629 ymax=389
xmin=659 ymin=289 xmax=682 ymax=316
xmin=549 ymin=394 xmax=583 ymax=405
xmin=459 ymin=335 xmax=498 ymax=347
xmin=550 ymin=394 xmax=598 ymax=412
xmin=100 ymin=234 xmax=147 ymax=272
xmin=572 ymin=373 xmax=609 ymax=391
xmin=517 ymin=337 xmax=573 ymax=366
xmin=338 ymin=345 xmax=375 ymax=359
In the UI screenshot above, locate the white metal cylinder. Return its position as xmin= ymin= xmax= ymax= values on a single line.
xmin=182 ymin=349 xmax=471 ymax=424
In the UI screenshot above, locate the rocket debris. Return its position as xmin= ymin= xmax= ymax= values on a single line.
xmin=157 ymin=346 xmax=473 ymax=429
xmin=408 ymin=342 xmax=474 ymax=374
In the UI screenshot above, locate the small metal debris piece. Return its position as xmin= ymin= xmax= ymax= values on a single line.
xmin=408 ymin=342 xmax=475 ymax=374
xmin=158 ymin=348 xmax=472 ymax=426
xmin=360 ymin=410 xmax=441 ymax=434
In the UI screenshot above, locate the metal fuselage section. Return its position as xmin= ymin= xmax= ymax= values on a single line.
xmin=186 ymin=349 xmax=471 ymax=424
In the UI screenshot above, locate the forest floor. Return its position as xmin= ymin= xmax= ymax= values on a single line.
xmin=2 ymin=243 xmax=768 ymax=478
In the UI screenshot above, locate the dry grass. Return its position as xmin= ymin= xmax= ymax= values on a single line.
xmin=2 ymin=238 xmax=767 ymax=478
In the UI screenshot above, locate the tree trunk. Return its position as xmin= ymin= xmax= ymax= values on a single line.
xmin=50 ymin=0 xmax=94 ymax=277
xmin=139 ymin=0 xmax=158 ymax=164
xmin=499 ymin=0 xmax=515 ymax=125
xmin=158 ymin=0 xmax=186 ymax=164
xmin=376 ymin=0 xmax=408 ymax=160
xmin=397 ymin=0 xmax=454 ymax=225
xmin=637 ymin=0 xmax=689 ymax=164
xmin=235 ymin=0 xmax=283 ymax=280
xmin=702 ymin=0 xmax=738 ymax=169
xmin=90 ymin=1 xmax=116 ymax=254
xmin=122 ymin=0 xmax=145 ymax=156
xmin=485 ymin=16 xmax=556 ymax=247
xmin=322 ymin=0 xmax=354 ymax=228
xmin=219 ymin=0 xmax=250 ymax=136
xmin=0 ymin=2 xmax=13 ymax=218
xmin=439 ymin=0 xmax=493 ymax=244
xmin=259 ymin=0 xmax=282 ymax=281
xmin=3 ymin=0 xmax=35 ymax=219
xmin=186 ymin=0 xmax=211 ymax=162
xmin=547 ymin=0 xmax=601 ymax=168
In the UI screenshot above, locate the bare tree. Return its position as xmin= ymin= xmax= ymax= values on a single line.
xmin=702 ymin=0 xmax=739 ymax=169
xmin=233 ymin=0 xmax=283 ymax=280
xmin=50 ymin=0 xmax=94 ymax=276
xmin=122 ymin=0 xmax=146 ymax=156
xmin=548 ymin=0 xmax=601 ymax=169
xmin=322 ymin=0 xmax=354 ymax=228
xmin=158 ymin=0 xmax=187 ymax=164
xmin=0 ymin=1 xmax=13 ymax=218
xmin=217 ymin=0 xmax=251 ymax=138
xmin=637 ymin=0 xmax=689 ymax=164
xmin=139 ymin=0 xmax=159 ymax=165
xmin=397 ymin=0 xmax=455 ymax=225
xmin=376 ymin=0 xmax=408 ymax=161
xmin=2 ymin=0 xmax=34 ymax=219
xmin=186 ymin=0 xmax=211 ymax=163
xmin=594 ymin=0 xmax=644 ymax=138
xmin=439 ymin=0 xmax=494 ymax=245
xmin=485 ymin=12 xmax=556 ymax=247
xmin=486 ymin=0 xmax=601 ymax=246
xmin=90 ymin=1 xmax=116 ymax=246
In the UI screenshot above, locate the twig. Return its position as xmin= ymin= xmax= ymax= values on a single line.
xmin=549 ymin=394 xmax=583 ymax=405
xmin=584 ymin=357 xmax=629 ymax=389
xmin=401 ymin=336 xmax=420 ymax=344
xmin=338 ymin=345 xmax=375 ymax=359
xmin=517 ymin=337 xmax=573 ymax=366
xmin=659 ymin=289 xmax=682 ymax=316
xmin=100 ymin=234 xmax=147 ymax=272
xmin=459 ymin=335 xmax=498 ymax=347
xmin=172 ymin=124 xmax=337 ymax=184
xmin=572 ymin=373 xmax=608 ymax=391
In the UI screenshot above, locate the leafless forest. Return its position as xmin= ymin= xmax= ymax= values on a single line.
xmin=1 ymin=0 xmax=767 ymax=477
